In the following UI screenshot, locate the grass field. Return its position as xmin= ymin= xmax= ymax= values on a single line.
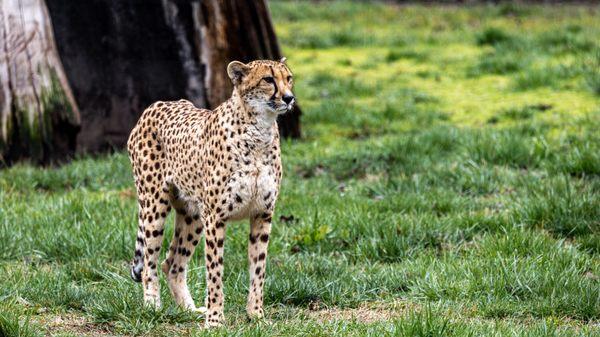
xmin=1 ymin=1 xmax=599 ymax=336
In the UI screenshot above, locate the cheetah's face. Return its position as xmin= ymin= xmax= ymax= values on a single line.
xmin=227 ymin=59 xmax=295 ymax=114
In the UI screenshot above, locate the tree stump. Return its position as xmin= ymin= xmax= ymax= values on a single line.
xmin=0 ymin=0 xmax=80 ymax=166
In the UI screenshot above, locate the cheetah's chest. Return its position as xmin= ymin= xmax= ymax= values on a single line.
xmin=225 ymin=162 xmax=278 ymax=220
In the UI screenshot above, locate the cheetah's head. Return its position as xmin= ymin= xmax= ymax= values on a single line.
xmin=227 ymin=58 xmax=295 ymax=115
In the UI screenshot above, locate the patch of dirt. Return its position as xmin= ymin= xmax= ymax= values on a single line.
xmin=33 ymin=313 xmax=116 ymax=337
xmin=307 ymin=300 xmax=420 ymax=323
xmin=118 ymin=188 xmax=136 ymax=200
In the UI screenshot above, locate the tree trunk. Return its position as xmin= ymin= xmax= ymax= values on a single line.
xmin=46 ymin=0 xmax=205 ymax=153
xmin=0 ymin=0 xmax=80 ymax=166
xmin=46 ymin=0 xmax=300 ymax=155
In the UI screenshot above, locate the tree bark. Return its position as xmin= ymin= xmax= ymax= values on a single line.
xmin=0 ymin=0 xmax=80 ymax=166
xmin=46 ymin=0 xmax=204 ymax=153
xmin=46 ymin=0 xmax=300 ymax=155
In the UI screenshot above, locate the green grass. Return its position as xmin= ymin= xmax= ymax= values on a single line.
xmin=1 ymin=1 xmax=599 ymax=336
xmin=583 ymin=50 xmax=600 ymax=96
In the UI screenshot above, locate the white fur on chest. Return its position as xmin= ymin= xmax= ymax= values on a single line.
xmin=227 ymin=162 xmax=278 ymax=220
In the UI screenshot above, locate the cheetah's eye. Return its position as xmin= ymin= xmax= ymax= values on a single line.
xmin=262 ymin=76 xmax=275 ymax=84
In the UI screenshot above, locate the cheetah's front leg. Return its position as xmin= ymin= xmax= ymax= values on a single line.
xmin=247 ymin=212 xmax=272 ymax=319
xmin=204 ymin=214 xmax=226 ymax=328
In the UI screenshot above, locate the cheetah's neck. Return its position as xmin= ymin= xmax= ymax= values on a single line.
xmin=220 ymin=91 xmax=279 ymax=147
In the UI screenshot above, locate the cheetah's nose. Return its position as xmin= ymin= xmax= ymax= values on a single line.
xmin=282 ymin=94 xmax=295 ymax=105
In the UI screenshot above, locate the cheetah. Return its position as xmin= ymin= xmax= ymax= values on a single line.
xmin=126 ymin=58 xmax=294 ymax=327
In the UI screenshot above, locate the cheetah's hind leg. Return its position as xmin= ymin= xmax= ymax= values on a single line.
xmin=130 ymin=177 xmax=170 ymax=309
xmin=162 ymin=190 xmax=206 ymax=313
xmin=130 ymin=205 xmax=145 ymax=283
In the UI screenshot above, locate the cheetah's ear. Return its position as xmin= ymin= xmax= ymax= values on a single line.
xmin=227 ymin=61 xmax=249 ymax=85
xmin=279 ymin=57 xmax=287 ymax=64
